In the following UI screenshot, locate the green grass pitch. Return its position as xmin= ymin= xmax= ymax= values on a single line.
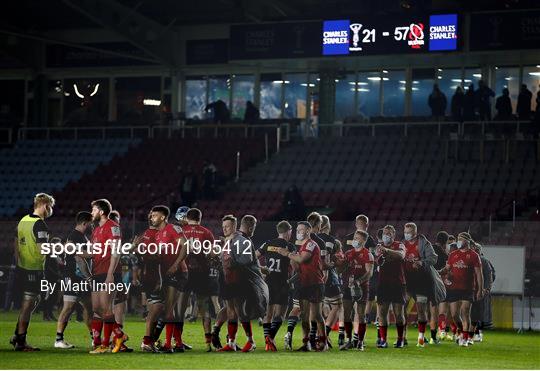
xmin=1 ymin=312 xmax=539 ymax=369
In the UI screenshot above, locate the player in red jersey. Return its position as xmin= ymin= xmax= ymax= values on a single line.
xmin=88 ymin=199 xmax=129 ymax=354
xmin=339 ymin=230 xmax=374 ymax=351
xmin=182 ymin=208 xmax=219 ymax=352
xmin=402 ymin=222 xmax=438 ymax=348
xmin=133 ymin=212 xmax=162 ymax=352
xmin=151 ymin=205 xmax=188 ymax=353
xmin=440 ymin=232 xmax=483 ymax=347
xmin=277 ymin=221 xmax=326 ymax=352
xmin=375 ymin=225 xmax=406 ymax=349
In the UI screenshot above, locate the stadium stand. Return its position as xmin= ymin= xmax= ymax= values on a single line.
xmin=0 ymin=139 xmax=138 ymax=216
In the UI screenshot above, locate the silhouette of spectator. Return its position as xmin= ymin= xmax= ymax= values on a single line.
xmin=243 ymin=101 xmax=260 ymax=124
xmin=495 ymin=88 xmax=513 ymax=120
xmin=451 ymin=86 xmax=465 ymax=122
xmin=517 ymin=84 xmax=533 ymax=121
xmin=428 ymin=84 xmax=447 ymax=120
xmin=475 ymin=80 xmax=495 ymax=121
xmin=464 ymin=84 xmax=477 ymax=121
xmin=205 ymin=99 xmax=230 ymax=124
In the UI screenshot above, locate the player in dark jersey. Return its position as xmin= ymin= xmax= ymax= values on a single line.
xmin=256 ymin=220 xmax=296 ymax=351
xmin=339 ymin=230 xmax=374 ymax=351
xmin=151 ymin=205 xmax=188 ymax=353
xmin=54 ymin=211 xmax=93 ymax=349
xmin=440 ymin=232 xmax=483 ymax=347
xmin=11 ymin=193 xmax=54 ymax=351
xmin=218 ymin=214 xmax=264 ymax=353
xmin=402 ymin=222 xmax=438 ymax=348
xmin=89 ymin=199 xmax=129 ymax=354
xmin=277 ymin=221 xmax=326 ymax=352
xmin=133 ymin=212 xmax=162 ymax=352
xmin=317 ymin=215 xmax=343 ymax=348
xmin=430 ymin=230 xmax=450 ymax=343
xmin=182 ymin=208 xmax=219 ymax=352
xmin=375 ymin=225 xmax=406 ymax=349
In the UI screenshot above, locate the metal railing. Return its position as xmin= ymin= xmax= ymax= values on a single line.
xmin=17 ymin=122 xmax=290 ymax=143
xmin=314 ymin=119 xmax=536 ymax=137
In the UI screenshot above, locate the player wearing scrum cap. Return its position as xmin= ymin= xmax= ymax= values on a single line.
xmin=256 ymin=220 xmax=296 ymax=352
xmin=10 ymin=193 xmax=55 ymax=351
xmin=402 ymin=222 xmax=438 ymax=348
xmin=440 ymin=232 xmax=483 ymax=347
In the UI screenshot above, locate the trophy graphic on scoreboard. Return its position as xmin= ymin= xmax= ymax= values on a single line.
xmin=350 ymin=23 xmax=363 ymax=51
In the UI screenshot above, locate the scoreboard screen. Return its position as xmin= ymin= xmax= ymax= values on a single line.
xmin=322 ymin=14 xmax=458 ymax=56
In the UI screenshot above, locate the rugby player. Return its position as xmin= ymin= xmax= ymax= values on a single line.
xmin=54 ymin=211 xmax=93 ymax=349
xmin=338 ymin=215 xmax=377 ymax=347
xmin=218 ymin=215 xmax=264 ymax=352
xmin=431 ymin=231 xmax=450 ymax=343
xmin=375 ymin=225 xmax=406 ymax=348
xmin=135 ymin=212 xmax=162 ymax=352
xmin=108 ymin=210 xmax=134 ymax=352
xmin=339 ymin=230 xmax=373 ymax=351
xmin=440 ymin=232 xmax=483 ymax=347
xmin=277 ymin=221 xmax=326 ymax=352
xmin=317 ymin=215 xmax=343 ymax=348
xmin=151 ymin=205 xmax=188 ymax=353
xmin=256 ymin=220 xmax=296 ymax=351
xmin=402 ymin=222 xmax=437 ymax=347
xmin=88 ymin=199 xmax=129 ymax=354
xmin=182 ymin=208 xmax=220 ymax=352
xmin=11 ymin=193 xmax=55 ymax=351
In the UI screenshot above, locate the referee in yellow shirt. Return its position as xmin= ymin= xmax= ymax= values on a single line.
xmin=10 ymin=193 xmax=55 ymax=351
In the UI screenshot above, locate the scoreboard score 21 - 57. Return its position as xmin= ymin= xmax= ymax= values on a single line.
xmin=322 ymin=14 xmax=458 ymax=56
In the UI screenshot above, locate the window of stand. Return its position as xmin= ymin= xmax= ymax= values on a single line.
xmin=231 ymin=75 xmax=254 ymax=120
xmin=63 ymin=78 xmax=109 ymax=126
xmin=522 ymin=65 xmax=540 ymax=112
xmin=115 ymin=77 xmax=161 ymax=125
xmin=383 ymin=70 xmax=405 ymax=117
xmin=185 ymin=77 xmax=207 ymax=119
xmin=260 ymin=73 xmax=282 ymax=119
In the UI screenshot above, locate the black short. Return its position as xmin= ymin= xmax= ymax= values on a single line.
xmin=163 ymin=271 xmax=189 ymax=292
xmin=62 ymin=276 xmax=90 ymax=300
xmin=222 ymin=282 xmax=240 ymax=300
xmin=92 ymin=272 xmax=122 ymax=285
xmin=146 ymin=287 xmax=164 ymax=304
xmin=16 ymin=267 xmax=43 ymax=296
xmin=405 ymin=271 xmax=432 ymax=299
xmin=267 ymin=280 xmax=289 ymax=306
xmin=376 ymin=284 xmax=406 ymax=304
xmin=341 ymin=283 xmax=352 ymax=301
xmin=298 ymin=284 xmax=325 ymax=303
xmin=187 ymin=271 xmax=219 ymax=296
xmin=445 ymin=289 xmax=473 ymax=303
xmin=324 ymin=283 xmax=342 ymax=299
